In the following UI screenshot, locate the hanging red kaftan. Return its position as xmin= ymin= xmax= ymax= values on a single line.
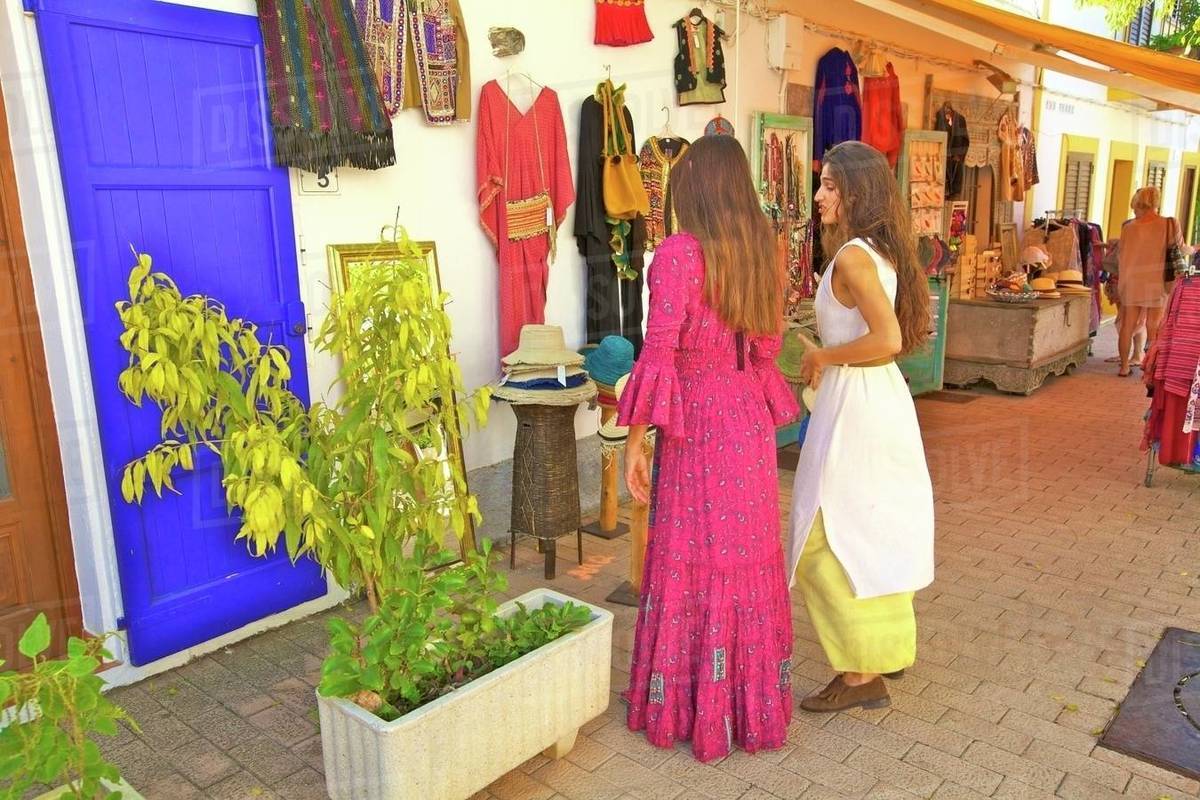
xmin=477 ymin=80 xmax=576 ymax=358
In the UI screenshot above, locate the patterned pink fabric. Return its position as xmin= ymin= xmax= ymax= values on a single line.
xmin=617 ymin=233 xmax=799 ymax=762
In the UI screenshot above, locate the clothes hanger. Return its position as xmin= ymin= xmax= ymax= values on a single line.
xmin=688 ymin=7 xmax=705 ymax=23
xmin=659 ymin=106 xmax=675 ymax=139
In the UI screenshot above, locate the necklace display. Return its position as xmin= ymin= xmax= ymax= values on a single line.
xmin=763 ymin=132 xmax=815 ymax=315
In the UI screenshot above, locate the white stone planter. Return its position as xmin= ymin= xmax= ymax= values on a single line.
xmin=318 ymin=588 xmax=614 ymax=800
xmin=35 ymin=778 xmax=142 ymax=799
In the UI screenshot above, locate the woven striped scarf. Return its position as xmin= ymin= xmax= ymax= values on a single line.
xmin=257 ymin=0 xmax=396 ymax=172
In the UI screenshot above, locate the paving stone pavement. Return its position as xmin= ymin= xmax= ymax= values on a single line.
xmin=98 ymin=327 xmax=1200 ymax=800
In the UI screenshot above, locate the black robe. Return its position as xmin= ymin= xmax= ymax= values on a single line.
xmin=576 ymin=95 xmax=645 ymax=353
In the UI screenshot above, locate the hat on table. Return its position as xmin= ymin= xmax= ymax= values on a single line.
xmin=501 ymin=325 xmax=586 ymax=368
xmin=1019 ymin=246 xmax=1052 ymax=269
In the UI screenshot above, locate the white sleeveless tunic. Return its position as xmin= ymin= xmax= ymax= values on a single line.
xmin=787 ymin=239 xmax=935 ymax=598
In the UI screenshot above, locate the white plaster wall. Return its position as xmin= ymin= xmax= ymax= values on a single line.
xmin=290 ymin=0 xmax=794 ymax=471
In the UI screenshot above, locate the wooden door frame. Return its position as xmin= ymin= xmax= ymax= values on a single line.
xmin=0 ymin=82 xmax=82 ymax=649
xmin=1103 ymin=140 xmax=1138 ymax=235
xmin=1179 ymin=152 xmax=1200 ymax=242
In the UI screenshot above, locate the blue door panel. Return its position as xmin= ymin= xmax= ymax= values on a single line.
xmin=32 ymin=0 xmax=326 ymax=665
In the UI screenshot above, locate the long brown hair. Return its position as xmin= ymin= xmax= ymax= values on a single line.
xmin=820 ymin=141 xmax=931 ymax=356
xmin=667 ymin=136 xmax=784 ymax=336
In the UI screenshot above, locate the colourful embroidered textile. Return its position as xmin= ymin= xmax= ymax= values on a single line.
xmin=595 ymin=0 xmax=654 ymax=46
xmin=1151 ymin=278 xmax=1200 ymax=399
xmin=1018 ymin=125 xmax=1039 ymax=189
xmin=638 ymin=136 xmax=689 ymax=249
xmin=257 ymin=0 xmax=395 ymax=172
xmin=356 ymin=0 xmax=471 ymax=125
xmin=934 ymin=105 xmax=969 ymax=196
xmin=617 ymin=233 xmax=798 ymax=763
xmin=673 ymin=14 xmax=726 ymax=106
xmin=1183 ymin=358 xmax=1199 ymax=434
xmin=477 ymin=80 xmax=576 ymax=358
xmin=812 ymin=48 xmax=861 ymax=173
xmin=861 ymin=63 xmax=903 ymax=169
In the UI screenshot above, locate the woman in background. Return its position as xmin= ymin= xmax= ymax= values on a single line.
xmin=1116 ymin=187 xmax=1184 ymax=377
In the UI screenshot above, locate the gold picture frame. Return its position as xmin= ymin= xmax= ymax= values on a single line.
xmin=325 ymin=240 xmax=477 ymax=558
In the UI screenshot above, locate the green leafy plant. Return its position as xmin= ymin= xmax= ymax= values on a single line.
xmin=115 ymin=230 xmax=489 ymax=610
xmin=1077 ymin=0 xmax=1181 ymax=28
xmin=115 ymin=227 xmax=591 ymax=720
xmin=320 ymin=557 xmax=592 ymax=721
xmin=0 ymin=614 xmax=135 ymax=800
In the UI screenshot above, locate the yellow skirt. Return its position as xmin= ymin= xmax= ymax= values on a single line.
xmin=795 ymin=510 xmax=916 ymax=674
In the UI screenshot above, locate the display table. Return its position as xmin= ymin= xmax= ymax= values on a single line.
xmin=943 ymin=295 xmax=1090 ymax=395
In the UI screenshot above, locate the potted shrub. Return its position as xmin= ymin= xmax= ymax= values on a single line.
xmin=116 ymin=230 xmax=613 ymax=800
xmin=0 ymin=614 xmax=140 ymax=799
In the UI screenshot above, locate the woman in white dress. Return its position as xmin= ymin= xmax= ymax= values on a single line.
xmin=789 ymin=141 xmax=936 ymax=712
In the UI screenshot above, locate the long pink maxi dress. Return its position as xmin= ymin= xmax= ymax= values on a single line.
xmin=617 ymin=232 xmax=800 ymax=762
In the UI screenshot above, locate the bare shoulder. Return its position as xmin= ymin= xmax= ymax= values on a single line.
xmin=834 ymin=242 xmax=883 ymax=288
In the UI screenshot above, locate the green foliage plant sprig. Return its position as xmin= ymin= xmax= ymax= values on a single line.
xmin=0 ymin=614 xmax=135 ymax=800
xmin=115 ymin=228 xmax=489 ymax=611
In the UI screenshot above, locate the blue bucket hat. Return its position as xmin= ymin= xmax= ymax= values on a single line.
xmin=582 ymin=336 xmax=634 ymax=388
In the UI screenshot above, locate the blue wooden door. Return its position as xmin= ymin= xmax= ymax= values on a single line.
xmin=31 ymin=0 xmax=327 ymax=665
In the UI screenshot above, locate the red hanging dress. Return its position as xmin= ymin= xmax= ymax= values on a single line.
xmin=595 ymin=0 xmax=654 ymax=47
xmin=477 ymin=80 xmax=576 ymax=358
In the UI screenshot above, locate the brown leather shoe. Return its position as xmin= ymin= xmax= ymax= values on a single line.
xmin=800 ymin=675 xmax=891 ymax=712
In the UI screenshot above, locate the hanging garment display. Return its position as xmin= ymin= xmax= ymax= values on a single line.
xmin=595 ymin=0 xmax=654 ymax=46
xmin=477 ymin=79 xmax=576 ymax=358
xmin=639 ymin=135 xmax=689 ymax=249
xmin=933 ymin=103 xmax=969 ymax=197
xmin=998 ymin=112 xmax=1024 ymax=202
xmin=576 ymin=86 xmax=645 ymax=351
xmin=813 ymin=48 xmax=861 ymax=173
xmin=1018 ymin=125 xmax=1039 ymax=189
xmin=355 ymin=0 xmax=471 ymax=125
xmin=672 ymin=11 xmax=727 ymax=106
xmin=256 ymin=0 xmax=396 ymax=172
xmin=861 ymin=62 xmax=904 ymax=168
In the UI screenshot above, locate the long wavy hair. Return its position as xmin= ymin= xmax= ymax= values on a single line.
xmin=666 ymin=135 xmax=784 ymax=336
xmin=820 ymin=141 xmax=931 ymax=356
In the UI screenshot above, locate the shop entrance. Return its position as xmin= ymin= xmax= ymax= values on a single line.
xmin=30 ymin=0 xmax=327 ymax=665
xmin=0 ymin=86 xmax=81 ymax=666
xmin=1107 ymin=159 xmax=1135 ymax=236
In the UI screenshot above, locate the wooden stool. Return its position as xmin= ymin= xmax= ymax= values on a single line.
xmin=605 ymin=433 xmax=654 ymax=607
xmin=508 ymin=403 xmax=584 ymax=579
xmin=581 ymin=405 xmax=630 ymax=540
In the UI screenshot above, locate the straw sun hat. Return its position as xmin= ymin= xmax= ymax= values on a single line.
xmin=494 ymin=325 xmax=597 ymax=406
xmin=501 ymin=325 xmax=586 ymax=368
xmin=1019 ymin=246 xmax=1052 ymax=269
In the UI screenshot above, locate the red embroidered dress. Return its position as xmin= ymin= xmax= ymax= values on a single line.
xmin=477 ymin=81 xmax=576 ymax=357
xmin=595 ymin=0 xmax=654 ymax=47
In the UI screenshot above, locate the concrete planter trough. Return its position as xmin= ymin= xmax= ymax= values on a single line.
xmin=317 ymin=588 xmax=614 ymax=800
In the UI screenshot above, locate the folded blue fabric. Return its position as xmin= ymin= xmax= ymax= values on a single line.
xmin=503 ymin=373 xmax=589 ymax=391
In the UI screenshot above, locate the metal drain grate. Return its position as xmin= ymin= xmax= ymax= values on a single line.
xmin=1098 ymin=627 xmax=1200 ymax=781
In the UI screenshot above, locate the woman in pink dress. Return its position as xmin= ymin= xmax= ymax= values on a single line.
xmin=617 ymin=135 xmax=800 ymax=762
